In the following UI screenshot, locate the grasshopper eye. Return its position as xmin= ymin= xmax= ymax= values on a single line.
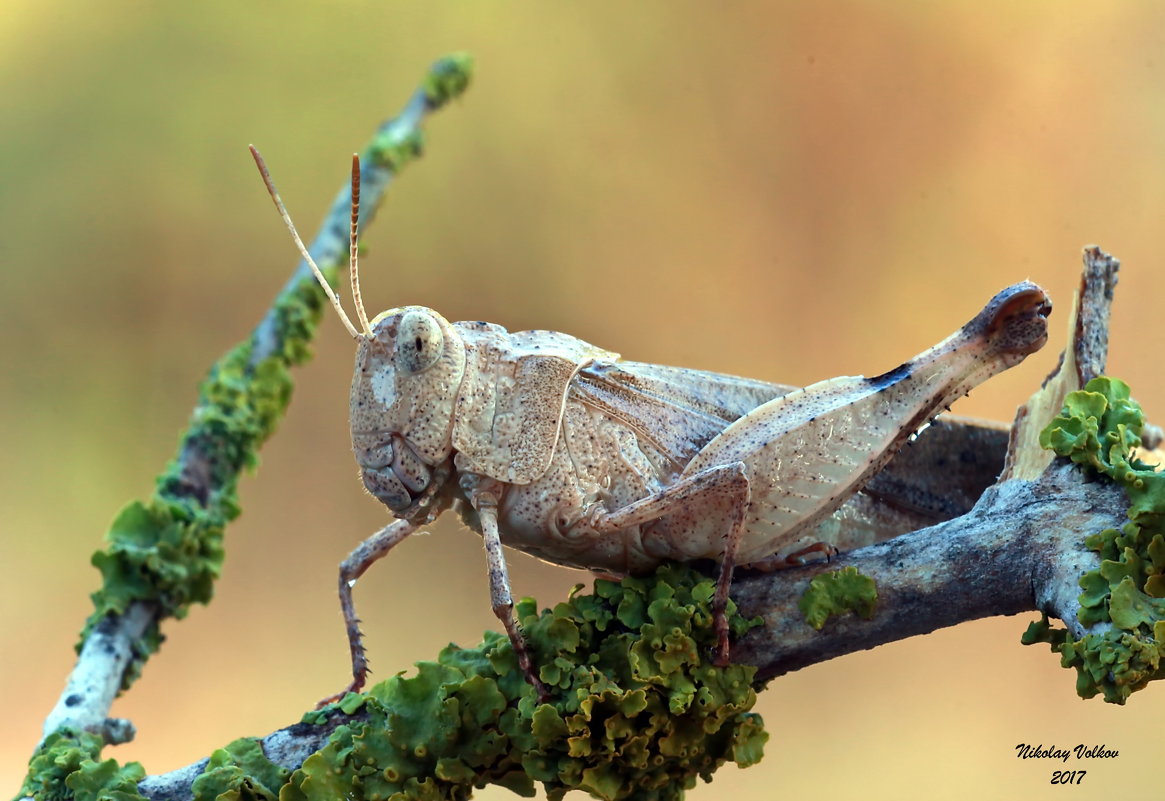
xmin=396 ymin=310 xmax=444 ymax=374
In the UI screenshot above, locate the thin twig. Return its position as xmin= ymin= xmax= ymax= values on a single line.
xmin=34 ymin=56 xmax=472 ymax=755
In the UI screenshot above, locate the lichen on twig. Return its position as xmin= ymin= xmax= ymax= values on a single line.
xmin=24 ymin=53 xmax=474 ymax=800
xmin=1024 ymin=376 xmax=1165 ymax=703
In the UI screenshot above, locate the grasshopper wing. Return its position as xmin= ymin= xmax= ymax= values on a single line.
xmin=571 ymin=361 xmax=793 ymax=470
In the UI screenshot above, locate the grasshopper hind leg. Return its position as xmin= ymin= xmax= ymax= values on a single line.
xmin=586 ymin=462 xmax=752 ymax=667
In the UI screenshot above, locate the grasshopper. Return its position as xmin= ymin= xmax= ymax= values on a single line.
xmin=251 ymin=148 xmax=1051 ymax=704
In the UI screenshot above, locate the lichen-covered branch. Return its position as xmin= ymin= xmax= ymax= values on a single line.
xmin=126 ymin=410 xmax=1152 ymax=801
xmin=63 ymin=245 xmax=1153 ymax=801
xmin=78 ymin=567 xmax=773 ymax=801
xmin=18 ymin=63 xmax=1159 ymax=799
xmin=730 ymin=459 xmax=1124 ymax=680
xmin=24 ymin=54 xmax=473 ymax=798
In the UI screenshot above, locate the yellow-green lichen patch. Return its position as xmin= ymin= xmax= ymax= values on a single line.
xmin=370 ymin=53 xmax=473 ymax=172
xmin=191 ymin=739 xmax=291 ymax=801
xmin=420 ymin=53 xmax=474 ymax=109
xmin=289 ymin=564 xmax=767 ymax=801
xmin=1023 ymin=377 xmax=1165 ymax=702
xmin=799 ymin=566 xmax=878 ymax=631
xmin=18 ymin=729 xmax=145 ymax=801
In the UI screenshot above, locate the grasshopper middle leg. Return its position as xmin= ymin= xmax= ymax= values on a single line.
xmin=462 ymin=474 xmax=550 ymax=700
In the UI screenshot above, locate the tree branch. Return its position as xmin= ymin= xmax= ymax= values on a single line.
xmin=133 ymin=459 xmax=1126 ymax=801
xmin=731 ymin=461 xmax=1123 ymax=680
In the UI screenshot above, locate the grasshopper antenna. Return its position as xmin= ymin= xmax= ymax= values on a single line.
xmin=349 ymin=154 xmax=373 ymax=336
xmin=249 ymin=144 xmax=363 ymax=341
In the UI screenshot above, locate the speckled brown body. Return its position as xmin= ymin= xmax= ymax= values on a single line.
xmin=348 ymin=285 xmax=1050 ymax=578
xmin=491 ymin=361 xmax=787 ymax=574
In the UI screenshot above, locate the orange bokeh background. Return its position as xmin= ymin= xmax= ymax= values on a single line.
xmin=3 ymin=3 xmax=1164 ymax=799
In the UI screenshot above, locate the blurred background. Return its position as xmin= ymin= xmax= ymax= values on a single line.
xmin=3 ymin=2 xmax=1164 ymax=799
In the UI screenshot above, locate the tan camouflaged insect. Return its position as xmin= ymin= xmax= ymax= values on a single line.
xmin=251 ymin=148 xmax=1052 ymax=705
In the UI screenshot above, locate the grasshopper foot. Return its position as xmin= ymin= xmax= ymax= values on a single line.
xmin=712 ymin=610 xmax=732 ymax=667
xmin=783 ymin=541 xmax=840 ymax=567
xmin=744 ymin=542 xmax=840 ymax=572
xmin=526 ymin=665 xmax=552 ymax=704
xmin=315 ymin=674 xmax=366 ymax=710
xmin=503 ymin=621 xmax=551 ymax=702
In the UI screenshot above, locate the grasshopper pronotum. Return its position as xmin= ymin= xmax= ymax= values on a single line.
xmin=251 ymin=148 xmax=1051 ymax=705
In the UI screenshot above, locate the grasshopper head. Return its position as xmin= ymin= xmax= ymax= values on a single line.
xmin=249 ymin=148 xmax=467 ymax=515
xmin=349 ymin=306 xmax=466 ymax=513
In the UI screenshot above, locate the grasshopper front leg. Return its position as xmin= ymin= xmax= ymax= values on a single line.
xmin=318 ymin=517 xmax=418 ymax=708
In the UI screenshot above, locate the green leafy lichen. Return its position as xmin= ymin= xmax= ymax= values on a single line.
xmin=798 ymin=566 xmax=878 ymax=630
xmin=369 ymin=53 xmax=473 ymax=172
xmin=18 ymin=730 xmax=145 ymax=801
xmin=25 ymin=569 xmax=765 ymax=801
xmin=190 ymin=739 xmax=291 ymax=801
xmin=1038 ymin=376 xmax=1145 ymax=476
xmin=64 ymin=759 xmax=147 ymax=801
xmin=421 ymin=53 xmax=474 ymax=109
xmin=291 ymin=564 xmax=767 ymax=801
xmin=1024 ymin=376 xmax=1165 ymax=703
xmin=368 ymin=128 xmax=425 ymax=173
